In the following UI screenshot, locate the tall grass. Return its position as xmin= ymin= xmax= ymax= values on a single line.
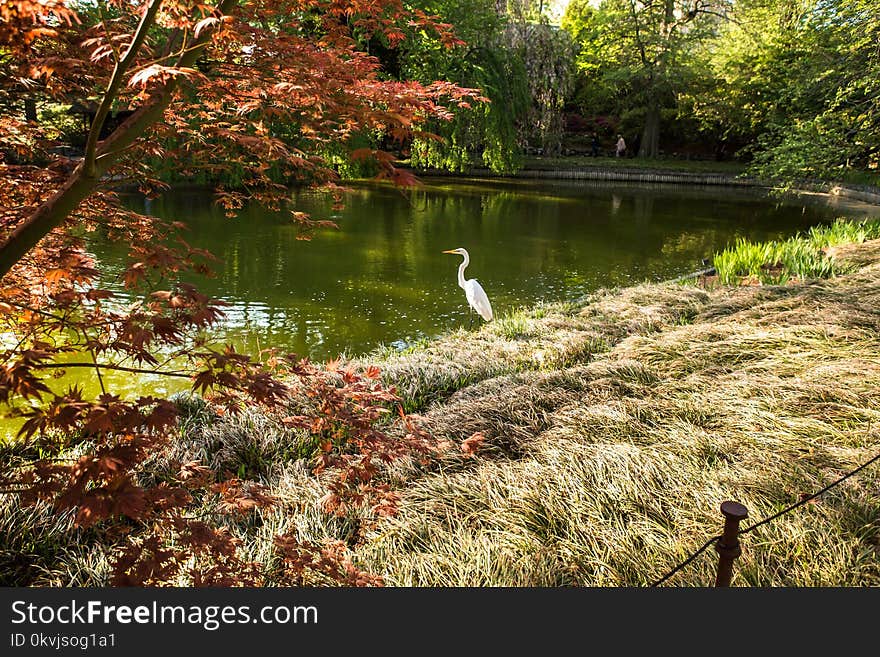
xmin=713 ymin=218 xmax=880 ymax=285
xmin=807 ymin=217 xmax=880 ymax=248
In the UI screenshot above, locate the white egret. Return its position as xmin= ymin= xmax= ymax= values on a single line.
xmin=442 ymin=247 xmax=493 ymax=322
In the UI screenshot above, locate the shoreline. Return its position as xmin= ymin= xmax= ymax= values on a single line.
xmin=409 ymin=164 xmax=880 ymax=206
xmin=120 ymin=161 xmax=880 ymax=207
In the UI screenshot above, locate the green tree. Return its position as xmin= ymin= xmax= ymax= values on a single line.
xmin=402 ymin=0 xmax=574 ymax=171
xmin=402 ymin=0 xmax=530 ymax=173
xmin=691 ymin=0 xmax=879 ymax=180
xmin=506 ymin=4 xmax=576 ymax=156
xmin=564 ymin=0 xmax=726 ymax=158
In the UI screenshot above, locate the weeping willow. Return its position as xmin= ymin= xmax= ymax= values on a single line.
xmin=409 ymin=45 xmax=530 ymax=174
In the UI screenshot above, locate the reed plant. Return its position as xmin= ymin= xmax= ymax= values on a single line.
xmin=713 ymin=218 xmax=880 ymax=285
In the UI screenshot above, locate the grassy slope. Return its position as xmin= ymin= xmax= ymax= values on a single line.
xmin=355 ymin=239 xmax=880 ymax=586
xmin=5 ymin=243 xmax=880 ymax=586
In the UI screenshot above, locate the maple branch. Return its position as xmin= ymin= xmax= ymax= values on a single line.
xmin=0 ymin=331 xmax=38 ymax=366
xmin=84 ymin=0 xmax=165 ymax=178
xmin=94 ymin=143 xmax=141 ymax=163
xmin=97 ymin=3 xmax=122 ymax=64
xmin=0 ymin=299 xmax=64 ymax=320
xmin=32 ymin=362 xmax=193 ymax=379
xmin=89 ymin=346 xmax=107 ymax=395
xmin=0 ymin=0 xmax=239 ymax=283
xmin=126 ymin=41 xmax=217 ymax=78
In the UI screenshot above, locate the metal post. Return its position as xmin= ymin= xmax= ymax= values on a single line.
xmin=714 ymin=501 xmax=748 ymax=587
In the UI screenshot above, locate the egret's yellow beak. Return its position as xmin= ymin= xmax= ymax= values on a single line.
xmin=442 ymin=250 xmax=456 ymax=254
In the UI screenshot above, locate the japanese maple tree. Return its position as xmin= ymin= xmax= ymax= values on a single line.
xmin=0 ymin=0 xmax=479 ymax=585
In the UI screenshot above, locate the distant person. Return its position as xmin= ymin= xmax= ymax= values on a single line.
xmin=616 ymin=134 xmax=626 ymax=158
xmin=591 ymin=132 xmax=600 ymax=157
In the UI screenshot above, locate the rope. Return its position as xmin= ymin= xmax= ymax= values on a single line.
xmin=651 ymin=449 xmax=880 ymax=586
xmin=740 ymin=450 xmax=880 ymax=536
xmin=650 ymin=535 xmax=720 ymax=587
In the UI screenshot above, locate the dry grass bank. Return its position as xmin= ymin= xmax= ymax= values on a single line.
xmin=4 ymin=241 xmax=880 ymax=586
xmin=357 ymin=239 xmax=880 ymax=586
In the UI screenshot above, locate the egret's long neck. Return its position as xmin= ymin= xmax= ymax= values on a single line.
xmin=457 ymin=253 xmax=469 ymax=289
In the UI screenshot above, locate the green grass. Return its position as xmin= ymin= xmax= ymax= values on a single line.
xmin=808 ymin=217 xmax=880 ymax=248
xmin=523 ymin=156 xmax=748 ymax=175
xmin=712 ymin=218 xmax=880 ymax=285
xmin=837 ymin=169 xmax=880 ymax=189
xmin=355 ymin=286 xmax=708 ymax=414
xmin=492 ymin=310 xmax=534 ymax=340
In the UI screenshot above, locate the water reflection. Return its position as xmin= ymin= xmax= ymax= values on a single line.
xmin=93 ymin=177 xmax=878 ymax=362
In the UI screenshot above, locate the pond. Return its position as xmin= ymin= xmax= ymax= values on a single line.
xmin=26 ymin=176 xmax=880 ymax=409
xmin=111 ymin=177 xmax=880 ymax=358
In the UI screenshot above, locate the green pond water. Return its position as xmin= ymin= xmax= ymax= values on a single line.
xmin=15 ymin=177 xmax=880 ymax=415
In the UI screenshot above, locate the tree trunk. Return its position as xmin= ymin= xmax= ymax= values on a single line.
xmin=0 ymin=0 xmax=238 ymax=282
xmin=639 ymin=105 xmax=660 ymax=158
xmin=0 ymin=89 xmax=170 ymax=280
xmin=0 ymin=170 xmax=99 ymax=278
